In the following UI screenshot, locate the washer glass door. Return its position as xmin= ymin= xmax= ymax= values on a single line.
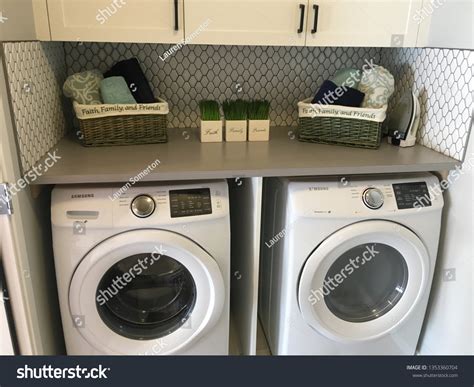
xmin=96 ymin=253 xmax=196 ymax=340
xmin=70 ymin=229 xmax=225 ymax=355
xmin=298 ymin=221 xmax=430 ymax=342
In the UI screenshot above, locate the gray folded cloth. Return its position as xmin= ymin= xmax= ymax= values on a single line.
xmin=63 ymin=70 xmax=103 ymax=105
xmin=100 ymin=76 xmax=137 ymax=104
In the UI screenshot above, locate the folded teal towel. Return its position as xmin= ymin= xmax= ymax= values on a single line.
xmin=331 ymin=68 xmax=361 ymax=89
xmin=63 ymin=70 xmax=103 ymax=104
xmin=100 ymin=76 xmax=137 ymax=104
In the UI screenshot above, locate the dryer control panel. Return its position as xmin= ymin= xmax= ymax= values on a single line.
xmin=393 ymin=182 xmax=431 ymax=209
xmin=286 ymin=173 xmax=443 ymax=218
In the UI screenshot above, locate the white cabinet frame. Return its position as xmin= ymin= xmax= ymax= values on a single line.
xmin=47 ymin=0 xmax=185 ymax=44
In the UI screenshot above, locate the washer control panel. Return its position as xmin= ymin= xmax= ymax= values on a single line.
xmin=169 ymin=188 xmax=212 ymax=218
xmin=362 ymin=188 xmax=384 ymax=209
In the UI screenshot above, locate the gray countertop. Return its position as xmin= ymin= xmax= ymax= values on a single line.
xmin=32 ymin=127 xmax=460 ymax=185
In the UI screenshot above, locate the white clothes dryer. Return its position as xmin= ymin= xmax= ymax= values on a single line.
xmin=259 ymin=173 xmax=443 ymax=355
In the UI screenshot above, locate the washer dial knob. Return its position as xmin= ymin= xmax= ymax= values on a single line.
xmin=131 ymin=195 xmax=155 ymax=218
xmin=363 ymin=188 xmax=384 ymax=209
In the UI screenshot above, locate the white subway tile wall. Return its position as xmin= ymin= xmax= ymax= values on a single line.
xmin=2 ymin=42 xmax=68 ymax=172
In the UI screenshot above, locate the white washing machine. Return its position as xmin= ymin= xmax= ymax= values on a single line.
xmin=52 ymin=180 xmax=230 ymax=355
xmin=259 ymin=173 xmax=443 ymax=355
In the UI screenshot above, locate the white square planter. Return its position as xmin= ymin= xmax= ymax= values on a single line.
xmin=248 ymin=120 xmax=270 ymax=141
xmin=225 ymin=120 xmax=247 ymax=142
xmin=200 ymin=120 xmax=223 ymax=142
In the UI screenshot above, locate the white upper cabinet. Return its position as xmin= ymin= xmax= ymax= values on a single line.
xmin=184 ymin=0 xmax=307 ymax=46
xmin=40 ymin=0 xmax=427 ymax=47
xmin=47 ymin=0 xmax=184 ymax=43
xmin=305 ymin=0 xmax=423 ymax=47
xmin=0 ymin=0 xmax=50 ymax=41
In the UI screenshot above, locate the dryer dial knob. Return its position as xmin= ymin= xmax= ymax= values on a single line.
xmin=363 ymin=188 xmax=384 ymax=210
xmin=131 ymin=195 xmax=155 ymax=218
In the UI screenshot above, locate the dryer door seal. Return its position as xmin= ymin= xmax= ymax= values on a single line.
xmin=69 ymin=229 xmax=225 ymax=355
xmin=298 ymin=220 xmax=430 ymax=342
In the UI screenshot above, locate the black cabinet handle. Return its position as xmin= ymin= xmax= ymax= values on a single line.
xmin=311 ymin=4 xmax=319 ymax=34
xmin=174 ymin=0 xmax=179 ymax=31
xmin=297 ymin=4 xmax=305 ymax=33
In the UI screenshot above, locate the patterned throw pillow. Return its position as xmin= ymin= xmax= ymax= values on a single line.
xmin=63 ymin=70 xmax=103 ymax=105
xmin=358 ymin=65 xmax=395 ymax=108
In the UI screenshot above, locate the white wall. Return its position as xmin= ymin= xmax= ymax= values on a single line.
xmin=0 ymin=293 xmax=14 ymax=354
xmin=419 ymin=128 xmax=474 ymax=354
xmin=427 ymin=0 xmax=473 ymax=49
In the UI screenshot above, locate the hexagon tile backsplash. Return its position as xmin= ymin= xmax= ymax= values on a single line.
xmin=2 ymin=42 xmax=68 ymax=172
xmin=2 ymin=41 xmax=473 ymax=174
xmin=380 ymin=48 xmax=473 ymax=160
xmin=64 ymin=43 xmax=381 ymax=128
xmin=64 ymin=43 xmax=473 ymax=160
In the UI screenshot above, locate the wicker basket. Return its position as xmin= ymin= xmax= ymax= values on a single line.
xmin=73 ymin=98 xmax=169 ymax=147
xmin=297 ymin=98 xmax=387 ymax=149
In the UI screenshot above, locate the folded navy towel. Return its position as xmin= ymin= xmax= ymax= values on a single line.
xmin=311 ymin=80 xmax=365 ymax=108
xmin=104 ymin=58 xmax=155 ymax=103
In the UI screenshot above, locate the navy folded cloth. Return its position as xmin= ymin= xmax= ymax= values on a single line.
xmin=311 ymin=80 xmax=365 ymax=108
xmin=104 ymin=58 xmax=155 ymax=103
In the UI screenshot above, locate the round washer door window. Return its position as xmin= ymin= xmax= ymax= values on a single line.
xmin=323 ymin=243 xmax=409 ymax=323
xmin=96 ymin=254 xmax=196 ymax=340
xmin=69 ymin=230 xmax=225 ymax=355
xmin=298 ymin=221 xmax=430 ymax=342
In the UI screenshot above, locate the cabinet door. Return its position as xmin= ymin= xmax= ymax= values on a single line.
xmin=184 ymin=0 xmax=307 ymax=46
xmin=306 ymin=0 xmax=422 ymax=47
xmin=47 ymin=0 xmax=184 ymax=43
xmin=0 ymin=0 xmax=50 ymax=41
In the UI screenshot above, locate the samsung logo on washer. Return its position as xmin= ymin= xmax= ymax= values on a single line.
xmin=71 ymin=194 xmax=94 ymax=199
xmin=309 ymin=187 xmax=329 ymax=191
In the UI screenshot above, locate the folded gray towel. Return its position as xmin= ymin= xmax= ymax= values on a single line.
xmin=100 ymin=76 xmax=137 ymax=104
xmin=63 ymin=70 xmax=103 ymax=105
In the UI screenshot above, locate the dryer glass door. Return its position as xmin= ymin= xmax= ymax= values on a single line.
xmin=323 ymin=243 xmax=409 ymax=323
xmin=298 ymin=221 xmax=430 ymax=342
xmin=69 ymin=229 xmax=225 ymax=355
